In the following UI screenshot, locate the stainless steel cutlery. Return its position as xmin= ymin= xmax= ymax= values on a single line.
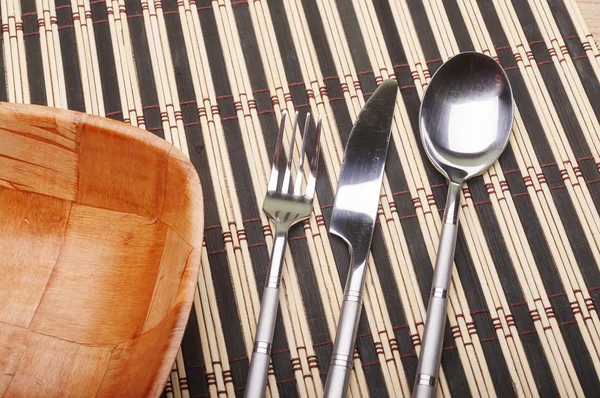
xmin=323 ymin=79 xmax=398 ymax=398
xmin=413 ymin=52 xmax=513 ymax=398
xmin=246 ymin=52 xmax=514 ymax=398
xmin=245 ymin=111 xmax=322 ymax=398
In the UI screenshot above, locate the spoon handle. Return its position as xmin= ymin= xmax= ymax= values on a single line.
xmin=413 ymin=182 xmax=461 ymax=398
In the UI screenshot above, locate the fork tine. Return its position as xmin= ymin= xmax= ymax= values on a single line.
xmin=268 ymin=110 xmax=287 ymax=192
xmin=293 ymin=112 xmax=311 ymax=196
xmin=305 ymin=114 xmax=322 ymax=200
xmin=281 ymin=111 xmax=299 ymax=193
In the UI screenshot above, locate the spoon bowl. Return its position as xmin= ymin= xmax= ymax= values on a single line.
xmin=420 ymin=51 xmax=513 ymax=183
xmin=413 ymin=52 xmax=514 ymax=398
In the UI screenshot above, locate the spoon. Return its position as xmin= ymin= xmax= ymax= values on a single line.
xmin=413 ymin=52 xmax=514 ymax=398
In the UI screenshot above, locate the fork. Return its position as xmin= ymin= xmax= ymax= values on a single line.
xmin=244 ymin=110 xmax=322 ymax=398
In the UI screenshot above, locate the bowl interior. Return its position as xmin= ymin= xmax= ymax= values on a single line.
xmin=0 ymin=103 xmax=203 ymax=397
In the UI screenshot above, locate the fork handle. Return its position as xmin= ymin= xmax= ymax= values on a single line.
xmin=245 ymin=231 xmax=287 ymax=398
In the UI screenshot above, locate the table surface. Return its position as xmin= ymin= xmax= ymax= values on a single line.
xmin=578 ymin=0 xmax=600 ymax=38
xmin=0 ymin=1 xmax=595 ymax=397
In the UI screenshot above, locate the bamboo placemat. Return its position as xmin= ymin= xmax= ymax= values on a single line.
xmin=2 ymin=0 xmax=600 ymax=396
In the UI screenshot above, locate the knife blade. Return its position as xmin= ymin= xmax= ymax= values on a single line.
xmin=324 ymin=79 xmax=398 ymax=398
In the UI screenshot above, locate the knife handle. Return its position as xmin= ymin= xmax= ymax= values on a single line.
xmin=413 ymin=182 xmax=461 ymax=398
xmin=324 ymin=257 xmax=368 ymax=398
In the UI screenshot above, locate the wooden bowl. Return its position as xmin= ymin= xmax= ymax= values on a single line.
xmin=0 ymin=103 xmax=203 ymax=397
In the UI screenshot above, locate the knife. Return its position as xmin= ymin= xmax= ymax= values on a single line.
xmin=324 ymin=79 xmax=398 ymax=398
